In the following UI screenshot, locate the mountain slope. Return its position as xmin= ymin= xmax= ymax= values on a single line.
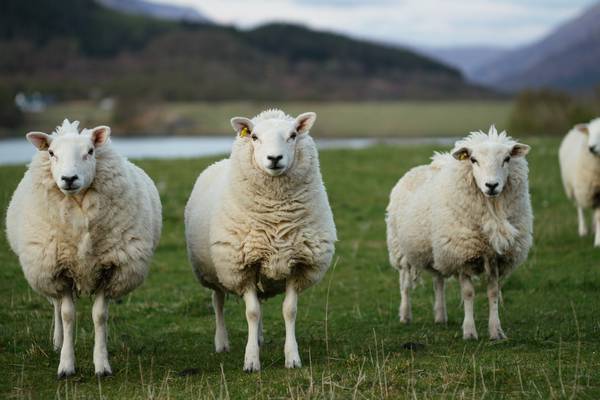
xmin=96 ymin=0 xmax=210 ymax=23
xmin=417 ymin=46 xmax=507 ymax=79
xmin=473 ymin=1 xmax=600 ymax=92
xmin=0 ymin=0 xmax=493 ymax=101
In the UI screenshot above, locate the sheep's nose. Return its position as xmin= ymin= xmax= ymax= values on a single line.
xmin=485 ymin=182 xmax=499 ymax=191
xmin=590 ymin=146 xmax=597 ymax=154
xmin=267 ymin=155 xmax=283 ymax=167
xmin=61 ymin=175 xmax=79 ymax=185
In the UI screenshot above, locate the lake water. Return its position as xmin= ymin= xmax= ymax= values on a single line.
xmin=0 ymin=136 xmax=457 ymax=166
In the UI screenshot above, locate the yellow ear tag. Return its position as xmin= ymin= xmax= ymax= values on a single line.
xmin=459 ymin=152 xmax=469 ymax=161
xmin=240 ymin=127 xmax=249 ymax=137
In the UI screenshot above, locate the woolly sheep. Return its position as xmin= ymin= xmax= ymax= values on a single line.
xmin=559 ymin=118 xmax=600 ymax=246
xmin=185 ymin=109 xmax=336 ymax=372
xmin=386 ymin=126 xmax=532 ymax=340
xmin=6 ymin=120 xmax=162 ymax=378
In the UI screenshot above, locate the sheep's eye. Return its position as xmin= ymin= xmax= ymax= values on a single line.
xmin=503 ymin=156 xmax=510 ymax=164
xmin=289 ymin=132 xmax=297 ymax=140
xmin=251 ymin=134 xmax=258 ymax=141
xmin=470 ymin=157 xmax=477 ymax=164
xmin=48 ymin=150 xmax=54 ymax=157
xmin=88 ymin=148 xmax=94 ymax=155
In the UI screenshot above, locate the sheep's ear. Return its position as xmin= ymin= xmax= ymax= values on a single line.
xmin=452 ymin=147 xmax=471 ymax=161
xmin=576 ymin=124 xmax=589 ymax=134
xmin=295 ymin=112 xmax=316 ymax=135
xmin=511 ymin=143 xmax=530 ymax=157
xmin=26 ymin=132 xmax=52 ymax=150
xmin=230 ymin=117 xmax=253 ymax=138
xmin=90 ymin=126 xmax=111 ymax=148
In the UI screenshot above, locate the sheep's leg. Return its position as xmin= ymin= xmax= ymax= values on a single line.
xmin=52 ymin=298 xmax=63 ymax=352
xmin=459 ymin=273 xmax=478 ymax=340
xmin=433 ymin=275 xmax=447 ymax=324
xmin=57 ymin=291 xmax=76 ymax=379
xmin=92 ymin=291 xmax=112 ymax=376
xmin=243 ymin=287 xmax=261 ymax=372
xmin=212 ymin=290 xmax=230 ymax=353
xmin=486 ymin=258 xmax=505 ymax=339
xmin=488 ymin=273 xmax=506 ymax=340
xmin=578 ymin=207 xmax=588 ymax=236
xmin=283 ymin=281 xmax=301 ymax=368
xmin=399 ymin=269 xmax=412 ymax=323
xmin=594 ymin=209 xmax=600 ymax=247
xmin=258 ymin=314 xmax=264 ymax=347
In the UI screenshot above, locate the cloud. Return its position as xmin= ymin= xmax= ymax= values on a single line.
xmin=156 ymin=0 xmax=595 ymax=47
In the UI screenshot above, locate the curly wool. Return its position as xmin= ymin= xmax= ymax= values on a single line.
xmin=6 ymin=145 xmax=162 ymax=299
xmin=386 ymin=134 xmax=532 ymax=280
xmin=185 ymin=123 xmax=336 ymax=298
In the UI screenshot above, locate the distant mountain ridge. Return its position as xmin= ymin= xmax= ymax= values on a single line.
xmin=472 ymin=1 xmax=600 ymax=92
xmin=0 ymin=0 xmax=493 ymax=101
xmin=417 ymin=46 xmax=507 ymax=80
xmin=96 ymin=0 xmax=210 ymax=23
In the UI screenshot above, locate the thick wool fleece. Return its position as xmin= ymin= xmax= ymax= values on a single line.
xmin=6 ymin=146 xmax=161 ymax=299
xmin=387 ymin=151 xmax=532 ymax=280
xmin=185 ymin=131 xmax=336 ymax=298
xmin=559 ymin=124 xmax=600 ymax=208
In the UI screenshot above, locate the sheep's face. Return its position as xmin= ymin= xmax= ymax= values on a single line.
xmin=26 ymin=125 xmax=111 ymax=195
xmin=231 ymin=112 xmax=316 ymax=176
xmin=577 ymin=123 xmax=600 ymax=155
xmin=453 ymin=142 xmax=529 ymax=197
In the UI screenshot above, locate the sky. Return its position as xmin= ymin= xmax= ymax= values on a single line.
xmin=156 ymin=0 xmax=597 ymax=48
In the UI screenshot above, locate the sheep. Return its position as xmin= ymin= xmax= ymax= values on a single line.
xmin=185 ymin=109 xmax=336 ymax=372
xmin=386 ymin=126 xmax=532 ymax=340
xmin=6 ymin=119 xmax=162 ymax=378
xmin=559 ymin=118 xmax=600 ymax=246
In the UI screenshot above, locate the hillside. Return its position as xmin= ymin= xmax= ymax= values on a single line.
xmin=0 ymin=0 xmax=493 ymax=102
xmin=96 ymin=0 xmax=210 ymax=23
xmin=417 ymin=46 xmax=507 ymax=80
xmin=472 ymin=1 xmax=600 ymax=92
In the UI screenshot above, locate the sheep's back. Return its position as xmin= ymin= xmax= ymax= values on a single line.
xmin=6 ymin=170 xmax=32 ymax=256
xmin=185 ymin=159 xmax=230 ymax=290
xmin=387 ymin=164 xmax=436 ymax=271
xmin=559 ymin=129 xmax=600 ymax=207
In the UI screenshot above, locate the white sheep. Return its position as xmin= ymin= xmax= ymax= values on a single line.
xmin=559 ymin=118 xmax=600 ymax=246
xmin=6 ymin=120 xmax=162 ymax=378
xmin=185 ymin=109 xmax=336 ymax=372
xmin=386 ymin=126 xmax=532 ymax=340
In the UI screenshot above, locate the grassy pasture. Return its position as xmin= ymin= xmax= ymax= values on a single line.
xmin=1 ymin=137 xmax=600 ymax=399
xmin=18 ymin=100 xmax=512 ymax=138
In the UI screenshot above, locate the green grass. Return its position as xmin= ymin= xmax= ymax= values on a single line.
xmin=18 ymin=100 xmax=513 ymax=138
xmin=2 ymin=137 xmax=600 ymax=399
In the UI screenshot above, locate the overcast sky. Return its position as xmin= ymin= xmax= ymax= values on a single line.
xmin=156 ymin=0 xmax=597 ymax=48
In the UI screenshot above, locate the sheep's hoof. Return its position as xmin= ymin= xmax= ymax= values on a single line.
xmin=243 ymin=361 xmax=261 ymax=373
xmin=215 ymin=344 xmax=230 ymax=353
xmin=463 ymin=332 xmax=478 ymax=340
xmin=285 ymin=355 xmax=302 ymax=369
xmin=434 ymin=315 xmax=448 ymax=324
xmin=462 ymin=326 xmax=478 ymax=340
xmin=285 ymin=360 xmax=302 ymax=369
xmin=95 ymin=369 xmax=113 ymax=378
xmin=57 ymin=369 xmax=75 ymax=380
xmin=489 ymin=329 xmax=507 ymax=341
xmin=399 ymin=315 xmax=412 ymax=324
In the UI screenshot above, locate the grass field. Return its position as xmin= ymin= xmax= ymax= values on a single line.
xmin=2 ymin=137 xmax=600 ymax=399
xmin=18 ymin=100 xmax=513 ymax=138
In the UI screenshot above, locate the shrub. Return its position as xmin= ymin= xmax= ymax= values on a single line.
xmin=0 ymin=85 xmax=23 ymax=130
xmin=508 ymin=89 xmax=598 ymax=135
